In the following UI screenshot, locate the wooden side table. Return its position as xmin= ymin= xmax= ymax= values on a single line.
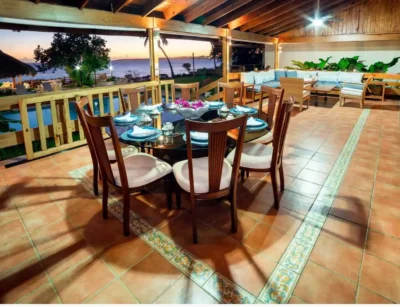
xmin=367 ymin=81 xmax=386 ymax=103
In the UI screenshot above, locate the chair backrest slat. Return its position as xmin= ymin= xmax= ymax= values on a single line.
xmin=272 ymin=97 xmax=294 ymax=168
xmin=185 ymin=116 xmax=247 ymax=194
xmin=280 ymin=78 xmax=304 ymax=103
xmin=172 ymin=82 xmax=199 ymax=101
xmin=259 ymin=86 xmax=284 ymax=129
xmin=217 ymin=82 xmax=243 ymax=108
xmin=120 ymin=86 xmax=148 ymax=113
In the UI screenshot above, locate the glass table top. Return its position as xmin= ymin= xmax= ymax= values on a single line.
xmin=107 ymin=105 xmax=270 ymax=151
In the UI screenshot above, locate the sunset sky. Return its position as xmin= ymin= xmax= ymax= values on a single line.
xmin=0 ymin=30 xmax=212 ymax=62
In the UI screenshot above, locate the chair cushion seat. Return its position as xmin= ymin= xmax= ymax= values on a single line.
xmin=227 ymin=143 xmax=273 ymax=169
xmin=303 ymin=90 xmax=310 ymax=98
xmin=112 ymin=153 xmax=172 ymax=188
xmin=173 ymin=156 xmax=232 ymax=193
xmin=250 ymin=131 xmax=273 ymax=144
xmin=105 ymin=139 xmax=138 ymax=161
xmin=341 ymin=87 xmax=363 ymax=97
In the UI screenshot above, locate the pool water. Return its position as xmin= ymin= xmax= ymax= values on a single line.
xmin=2 ymin=96 xmax=121 ymax=132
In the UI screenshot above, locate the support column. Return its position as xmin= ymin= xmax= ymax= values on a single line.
xmin=274 ymin=43 xmax=280 ymax=69
xmin=222 ymin=35 xmax=231 ymax=82
xmin=148 ymin=28 xmax=160 ymax=82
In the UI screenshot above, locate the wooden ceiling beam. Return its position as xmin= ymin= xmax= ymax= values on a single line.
xmin=269 ymin=0 xmax=366 ymax=36
xmin=259 ymin=0 xmax=345 ymax=35
xmin=162 ymin=0 xmax=198 ymax=20
xmin=240 ymin=0 xmax=300 ymax=32
xmin=212 ymin=0 xmax=274 ymax=28
xmin=184 ymin=0 xmax=227 ymax=23
xmin=142 ymin=0 xmax=166 ymax=17
xmin=202 ymin=0 xmax=252 ymax=25
xmin=279 ymin=33 xmax=400 ymax=43
xmin=113 ymin=0 xmax=134 ymax=13
xmin=79 ymin=0 xmax=90 ymax=10
xmin=248 ymin=0 xmax=315 ymax=33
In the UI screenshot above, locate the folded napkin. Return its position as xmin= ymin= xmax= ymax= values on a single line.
xmin=236 ymin=105 xmax=252 ymax=113
xmin=207 ymin=101 xmax=223 ymax=106
xmin=115 ymin=113 xmax=134 ymax=122
xmin=140 ymin=103 xmax=162 ymax=111
xmin=247 ymin=117 xmax=262 ymax=127
xmin=129 ymin=126 xmax=156 ymax=138
xmin=191 ymin=131 xmax=208 ymax=141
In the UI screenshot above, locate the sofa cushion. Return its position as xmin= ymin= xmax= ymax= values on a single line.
xmin=275 ymin=70 xmax=286 ymax=81
xmin=263 ymin=81 xmax=280 ymax=89
xmin=241 ymin=71 xmax=255 ymax=84
xmin=338 ymin=72 xmax=364 ymax=84
xmin=316 ymin=81 xmax=340 ymax=88
xmin=343 ymin=83 xmax=364 ymax=90
xmin=318 ymin=71 xmax=339 ymax=82
xmin=286 ymin=70 xmax=298 ymax=78
xmin=254 ymin=71 xmax=274 ymax=84
xmin=297 ymin=71 xmax=317 ymax=79
xmin=341 ymin=87 xmax=363 ymax=96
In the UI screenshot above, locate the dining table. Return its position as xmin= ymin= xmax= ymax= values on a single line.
xmin=107 ymin=103 xmax=270 ymax=165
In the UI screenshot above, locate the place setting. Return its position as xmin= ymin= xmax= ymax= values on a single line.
xmin=113 ymin=112 xmax=138 ymax=125
xmin=120 ymin=125 xmax=162 ymax=142
xmin=246 ymin=116 xmax=268 ymax=132
xmin=182 ymin=131 xmax=209 ymax=147
xmin=229 ymin=105 xmax=258 ymax=115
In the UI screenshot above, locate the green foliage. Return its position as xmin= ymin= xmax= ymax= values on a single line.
xmin=0 ymin=112 xmax=20 ymax=133
xmin=182 ymin=63 xmax=191 ymax=74
xmin=34 ymin=33 xmax=110 ymax=86
xmin=367 ymin=57 xmax=400 ymax=72
xmin=285 ymin=56 xmax=399 ymax=73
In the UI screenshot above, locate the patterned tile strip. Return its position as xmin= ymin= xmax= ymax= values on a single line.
xmin=69 ymin=109 xmax=370 ymax=305
xmin=257 ymin=109 xmax=370 ymax=304
xmin=69 ymin=167 xmax=255 ymax=303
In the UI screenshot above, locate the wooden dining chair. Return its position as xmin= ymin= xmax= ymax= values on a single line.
xmin=340 ymin=77 xmax=373 ymax=109
xmin=251 ymin=87 xmax=284 ymax=145
xmin=280 ymin=77 xmax=310 ymax=111
xmin=171 ymin=82 xmax=199 ymax=101
xmin=173 ymin=116 xmax=247 ymax=243
xmin=73 ymin=97 xmax=138 ymax=196
xmin=120 ymin=86 xmax=148 ymax=113
xmin=217 ymin=82 xmax=254 ymax=108
xmin=84 ymin=111 xmax=174 ymax=236
xmin=227 ymin=97 xmax=295 ymax=209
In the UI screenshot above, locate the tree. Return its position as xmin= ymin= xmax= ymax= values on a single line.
xmin=209 ymin=42 xmax=222 ymax=69
xmin=34 ymin=33 xmax=110 ymax=86
xmin=144 ymin=35 xmax=175 ymax=78
xmin=182 ymin=63 xmax=191 ymax=74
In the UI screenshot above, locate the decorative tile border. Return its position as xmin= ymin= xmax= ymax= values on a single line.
xmin=68 ymin=109 xmax=370 ymax=305
xmin=258 ymin=109 xmax=370 ymax=303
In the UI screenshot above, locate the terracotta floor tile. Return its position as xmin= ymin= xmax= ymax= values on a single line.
xmin=330 ymin=198 xmax=370 ymax=226
xmin=184 ymin=227 xmax=239 ymax=269
xmin=154 ymin=275 xmax=218 ymax=304
xmin=243 ymin=223 xmax=292 ymax=262
xmin=305 ymin=160 xmax=333 ymax=174
xmin=192 ymin=201 xmax=229 ymax=225
xmin=40 ymin=236 xmax=96 ymax=278
xmin=0 ymin=193 xmax=19 ymax=227
xmin=336 ymin=185 xmax=372 ymax=207
xmin=321 ymin=215 xmax=367 ymax=250
xmin=374 ymin=181 xmax=400 ymax=199
xmin=86 ymin=280 xmax=139 ymax=304
xmin=0 ymin=235 xmax=36 ymax=274
xmin=310 ymin=234 xmax=362 ymax=282
xmin=237 ymin=195 xmax=273 ymax=221
xmin=21 ymin=204 xmax=65 ymax=233
xmin=0 ymin=219 xmax=26 ymax=246
xmin=0 ymin=256 xmax=48 ymax=304
xmin=121 ymin=252 xmax=182 ymax=304
xmin=365 ymin=230 xmax=400 ymax=266
xmin=282 ymin=154 xmax=310 ymax=168
xmin=13 ymin=193 xmax=55 ymax=217
xmin=262 ymin=206 xmax=304 ymax=235
xmin=294 ymin=261 xmax=357 ymax=304
xmin=55 ymin=191 xmax=100 ymax=216
xmin=369 ymin=209 xmax=400 ymax=238
xmin=283 ymin=165 xmax=303 ymax=177
xmin=216 ymin=245 xmax=277 ymax=296
xmin=212 ymin=210 xmax=258 ymax=242
xmin=16 ymin=283 xmax=60 ymax=304
xmin=342 ymin=172 xmax=375 ymax=192
xmin=360 ymin=254 xmax=400 ymax=303
xmin=287 ymin=178 xmax=321 ymax=199
xmin=101 ymin=235 xmax=152 ymax=276
xmin=376 ymin=171 xmax=400 ymax=187
xmin=297 ymin=168 xmax=328 ymax=185
xmin=288 ymin=295 xmax=307 ymax=304
xmin=280 ymin=191 xmax=314 ymax=215
xmin=52 ymin=257 xmax=114 ymax=304
xmin=285 ymin=147 xmax=315 ymax=159
xmin=357 ymin=286 xmax=394 ymax=304
xmin=311 ymin=152 xmax=337 ymax=164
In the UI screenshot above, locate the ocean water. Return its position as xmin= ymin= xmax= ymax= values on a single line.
xmin=0 ymin=58 xmax=216 ymax=83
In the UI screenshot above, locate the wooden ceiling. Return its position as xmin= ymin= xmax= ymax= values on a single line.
xmin=31 ymin=0 xmax=364 ymax=37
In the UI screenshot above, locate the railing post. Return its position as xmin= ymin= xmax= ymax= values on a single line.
xmin=222 ymin=34 xmax=231 ymax=82
xmin=18 ymin=99 xmax=34 ymax=160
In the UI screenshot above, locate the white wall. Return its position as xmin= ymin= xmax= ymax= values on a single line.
xmin=279 ymin=40 xmax=400 ymax=73
xmin=264 ymin=44 xmax=275 ymax=69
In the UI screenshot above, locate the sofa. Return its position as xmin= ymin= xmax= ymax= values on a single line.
xmin=240 ymin=70 xmax=365 ymax=93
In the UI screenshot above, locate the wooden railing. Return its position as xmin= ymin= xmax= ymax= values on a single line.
xmin=0 ymin=80 xmax=175 ymax=161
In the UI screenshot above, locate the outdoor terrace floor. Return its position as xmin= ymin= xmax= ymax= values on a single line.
xmin=0 ymin=97 xmax=399 ymax=304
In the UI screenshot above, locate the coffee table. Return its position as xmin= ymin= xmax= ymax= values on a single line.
xmin=311 ymin=83 xmax=336 ymax=106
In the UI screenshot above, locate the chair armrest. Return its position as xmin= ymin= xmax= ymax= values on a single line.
xmin=243 ymin=83 xmax=255 ymax=89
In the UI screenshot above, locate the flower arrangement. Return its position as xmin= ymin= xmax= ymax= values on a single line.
xmin=175 ymin=98 xmax=209 ymax=119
